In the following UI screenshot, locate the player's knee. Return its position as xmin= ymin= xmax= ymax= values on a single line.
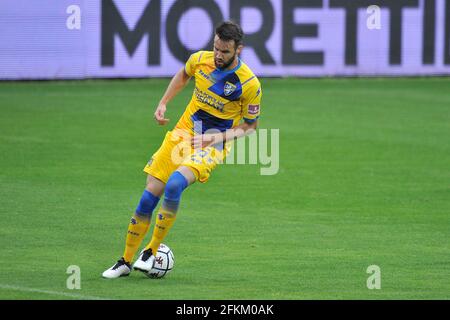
xmin=164 ymin=171 xmax=188 ymax=202
xmin=135 ymin=190 xmax=160 ymax=218
xmin=145 ymin=174 xmax=165 ymax=198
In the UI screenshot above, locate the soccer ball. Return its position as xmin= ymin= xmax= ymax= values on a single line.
xmin=147 ymin=243 xmax=175 ymax=278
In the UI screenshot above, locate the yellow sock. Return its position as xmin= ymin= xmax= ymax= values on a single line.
xmin=145 ymin=209 xmax=176 ymax=255
xmin=122 ymin=214 xmax=151 ymax=263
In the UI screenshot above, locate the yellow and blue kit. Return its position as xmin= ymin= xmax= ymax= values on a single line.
xmin=144 ymin=50 xmax=262 ymax=183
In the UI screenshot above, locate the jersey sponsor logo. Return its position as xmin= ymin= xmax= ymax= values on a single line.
xmin=194 ymin=86 xmax=225 ymax=112
xmin=248 ymin=104 xmax=260 ymax=115
xmin=224 ymin=81 xmax=236 ymax=96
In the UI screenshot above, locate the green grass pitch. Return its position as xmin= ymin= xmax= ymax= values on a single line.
xmin=0 ymin=77 xmax=449 ymax=300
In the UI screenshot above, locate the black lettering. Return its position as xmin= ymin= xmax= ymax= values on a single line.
xmin=423 ymin=0 xmax=436 ymax=64
xmin=445 ymin=0 xmax=450 ymax=65
xmin=282 ymin=0 xmax=324 ymax=65
xmin=166 ymin=0 xmax=224 ymax=63
xmin=385 ymin=0 xmax=419 ymax=65
xmin=330 ymin=0 xmax=419 ymax=66
xmin=230 ymin=0 xmax=275 ymax=64
xmin=329 ymin=0 xmax=362 ymax=65
xmin=101 ymin=0 xmax=161 ymax=66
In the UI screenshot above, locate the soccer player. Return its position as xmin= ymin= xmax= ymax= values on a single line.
xmin=102 ymin=21 xmax=262 ymax=278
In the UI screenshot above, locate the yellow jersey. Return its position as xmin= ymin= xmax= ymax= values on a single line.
xmin=175 ymin=50 xmax=262 ymax=135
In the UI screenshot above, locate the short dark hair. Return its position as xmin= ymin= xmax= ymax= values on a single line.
xmin=215 ymin=21 xmax=244 ymax=48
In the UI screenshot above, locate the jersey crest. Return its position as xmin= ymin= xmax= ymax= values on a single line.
xmin=224 ymin=81 xmax=236 ymax=96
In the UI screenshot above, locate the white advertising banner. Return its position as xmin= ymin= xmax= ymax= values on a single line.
xmin=0 ymin=0 xmax=449 ymax=79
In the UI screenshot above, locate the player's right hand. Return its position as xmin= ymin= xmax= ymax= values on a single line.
xmin=154 ymin=104 xmax=170 ymax=125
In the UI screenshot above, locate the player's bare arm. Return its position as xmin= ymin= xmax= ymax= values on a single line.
xmin=192 ymin=120 xmax=258 ymax=149
xmin=154 ymin=67 xmax=191 ymax=125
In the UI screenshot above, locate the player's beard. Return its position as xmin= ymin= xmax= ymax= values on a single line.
xmin=215 ymin=53 xmax=237 ymax=70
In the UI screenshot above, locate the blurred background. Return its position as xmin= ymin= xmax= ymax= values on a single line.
xmin=0 ymin=0 xmax=449 ymax=300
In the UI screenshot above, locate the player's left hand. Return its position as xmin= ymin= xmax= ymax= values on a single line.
xmin=191 ymin=133 xmax=223 ymax=149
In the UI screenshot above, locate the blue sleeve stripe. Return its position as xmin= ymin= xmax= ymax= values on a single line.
xmin=244 ymin=116 xmax=259 ymax=123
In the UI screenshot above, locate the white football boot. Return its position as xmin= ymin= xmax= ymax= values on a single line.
xmin=133 ymin=248 xmax=155 ymax=273
xmin=102 ymin=258 xmax=131 ymax=279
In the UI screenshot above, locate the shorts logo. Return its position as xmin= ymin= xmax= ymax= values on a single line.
xmin=224 ymin=82 xmax=236 ymax=96
xmin=248 ymin=104 xmax=260 ymax=115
